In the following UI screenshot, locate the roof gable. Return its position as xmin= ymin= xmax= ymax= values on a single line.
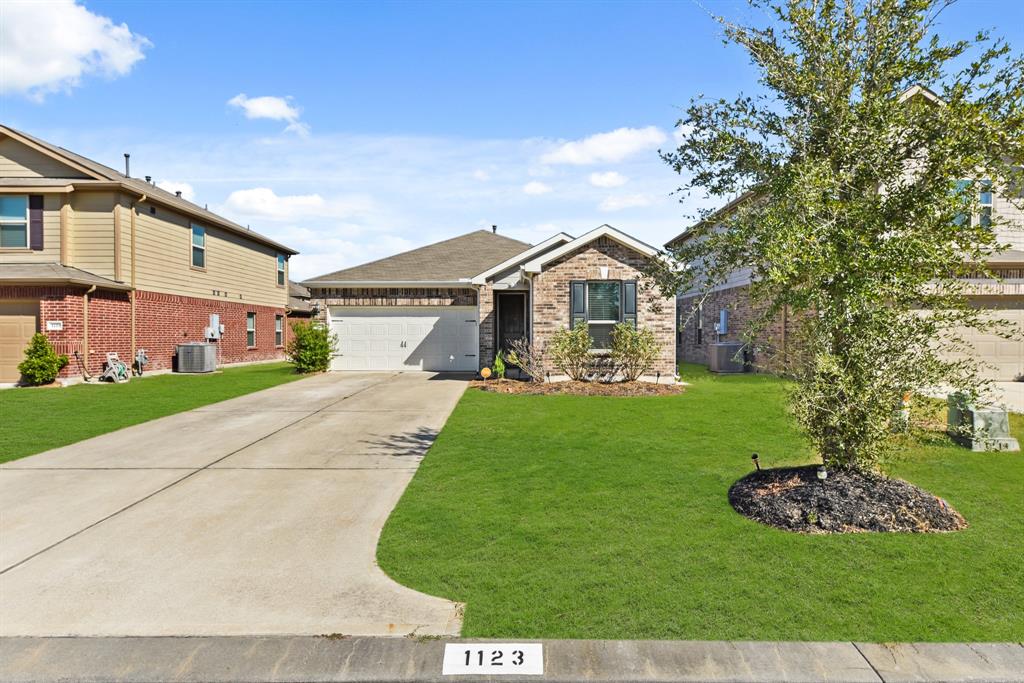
xmin=304 ymin=230 xmax=531 ymax=285
xmin=471 ymin=232 xmax=573 ymax=284
xmin=523 ymin=225 xmax=659 ymax=273
xmin=0 ymin=134 xmax=99 ymax=180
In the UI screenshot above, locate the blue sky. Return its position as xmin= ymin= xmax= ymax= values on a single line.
xmin=2 ymin=0 xmax=1022 ymax=278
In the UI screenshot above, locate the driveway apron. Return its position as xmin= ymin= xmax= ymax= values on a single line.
xmin=0 ymin=372 xmax=467 ymax=637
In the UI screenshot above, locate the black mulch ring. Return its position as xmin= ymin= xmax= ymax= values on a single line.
xmin=728 ymin=466 xmax=967 ymax=534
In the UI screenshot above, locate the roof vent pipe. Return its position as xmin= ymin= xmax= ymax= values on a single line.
xmin=492 ymin=224 xmax=497 ymax=234
xmin=175 ymin=191 xmax=182 ymax=198
xmin=145 ymin=175 xmax=152 ymax=184
xmin=123 ymin=153 xmax=130 ymax=177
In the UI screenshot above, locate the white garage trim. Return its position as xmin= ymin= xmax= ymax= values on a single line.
xmin=329 ymin=306 xmax=479 ymax=372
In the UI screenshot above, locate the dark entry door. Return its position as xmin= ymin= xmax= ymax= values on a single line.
xmin=497 ymin=292 xmax=527 ymax=353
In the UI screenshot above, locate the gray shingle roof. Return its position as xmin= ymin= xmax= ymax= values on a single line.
xmin=0 ymin=263 xmax=132 ymax=290
xmin=0 ymin=125 xmax=297 ymax=255
xmin=305 ymin=230 xmax=531 ymax=284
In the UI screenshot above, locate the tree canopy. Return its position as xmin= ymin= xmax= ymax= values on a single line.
xmin=658 ymin=0 xmax=1024 ymax=470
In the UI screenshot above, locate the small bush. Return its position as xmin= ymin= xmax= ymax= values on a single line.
xmin=287 ymin=322 xmax=337 ymax=373
xmin=549 ymin=324 xmax=592 ymax=381
xmin=18 ymin=333 xmax=69 ymax=385
xmin=610 ymin=324 xmax=661 ymax=381
xmin=507 ymin=338 xmax=545 ymax=382
xmin=492 ymin=351 xmax=506 ymax=379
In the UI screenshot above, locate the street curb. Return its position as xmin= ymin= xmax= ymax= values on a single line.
xmin=2 ymin=637 xmax=1022 ymax=682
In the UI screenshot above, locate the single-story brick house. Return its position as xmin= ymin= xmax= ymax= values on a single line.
xmin=303 ymin=225 xmax=676 ymax=376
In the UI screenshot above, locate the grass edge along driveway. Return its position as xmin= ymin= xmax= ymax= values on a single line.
xmin=377 ymin=364 xmax=1024 ymax=642
xmin=1 ymin=362 xmax=302 ymax=463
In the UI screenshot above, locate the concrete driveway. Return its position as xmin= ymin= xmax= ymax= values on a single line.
xmin=0 ymin=372 xmax=467 ymax=637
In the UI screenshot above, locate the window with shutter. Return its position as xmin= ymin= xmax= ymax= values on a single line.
xmin=28 ymin=195 xmax=43 ymax=250
xmin=568 ymin=279 xmax=637 ymax=350
xmin=0 ymin=196 xmax=29 ymax=249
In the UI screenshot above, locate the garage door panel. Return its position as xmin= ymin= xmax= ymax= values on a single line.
xmin=330 ymin=306 xmax=478 ymax=372
xmin=936 ymin=301 xmax=1024 ymax=381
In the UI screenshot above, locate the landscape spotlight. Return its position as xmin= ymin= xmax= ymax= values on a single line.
xmin=817 ymin=466 xmax=828 ymax=481
xmin=751 ymin=453 xmax=760 ymax=471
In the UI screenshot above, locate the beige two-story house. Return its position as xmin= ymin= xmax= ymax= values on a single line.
xmin=0 ymin=125 xmax=299 ymax=383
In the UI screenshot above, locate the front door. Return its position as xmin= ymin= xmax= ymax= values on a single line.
xmin=496 ymin=292 xmax=527 ymax=354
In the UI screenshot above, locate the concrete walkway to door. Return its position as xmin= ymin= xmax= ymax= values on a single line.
xmin=0 ymin=372 xmax=468 ymax=637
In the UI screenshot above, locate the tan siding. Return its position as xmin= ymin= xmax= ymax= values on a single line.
xmin=68 ymin=191 xmax=116 ymax=280
xmin=131 ymin=202 xmax=287 ymax=307
xmin=0 ymin=136 xmax=91 ymax=179
xmin=995 ymin=192 xmax=1024 ymax=251
xmin=0 ymin=194 xmax=63 ymax=263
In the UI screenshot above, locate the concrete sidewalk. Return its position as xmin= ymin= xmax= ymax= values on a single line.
xmin=2 ymin=637 xmax=1021 ymax=682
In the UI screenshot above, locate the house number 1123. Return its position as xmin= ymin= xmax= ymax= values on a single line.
xmin=441 ymin=643 xmax=543 ymax=675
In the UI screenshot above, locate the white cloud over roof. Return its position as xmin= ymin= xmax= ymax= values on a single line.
xmin=541 ymin=126 xmax=667 ymax=165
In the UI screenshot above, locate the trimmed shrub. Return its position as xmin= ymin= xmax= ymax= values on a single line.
xmin=507 ymin=338 xmax=545 ymax=382
xmin=287 ymin=322 xmax=337 ymax=373
xmin=610 ymin=324 xmax=661 ymax=381
xmin=18 ymin=333 xmax=69 ymax=386
xmin=549 ymin=324 xmax=592 ymax=381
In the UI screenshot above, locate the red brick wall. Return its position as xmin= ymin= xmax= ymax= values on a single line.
xmin=531 ymin=237 xmax=676 ymax=376
xmin=1 ymin=286 xmax=287 ymax=379
xmin=677 ymin=286 xmax=802 ymax=373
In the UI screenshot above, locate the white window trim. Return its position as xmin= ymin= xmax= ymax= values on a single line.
xmin=0 ymin=195 xmax=29 ymax=249
xmin=191 ymin=224 xmax=206 ymax=268
xmin=275 ymin=315 xmax=284 ymax=346
xmin=246 ymin=312 xmax=256 ymax=348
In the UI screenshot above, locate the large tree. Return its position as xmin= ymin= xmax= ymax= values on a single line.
xmin=658 ymin=0 xmax=1024 ymax=471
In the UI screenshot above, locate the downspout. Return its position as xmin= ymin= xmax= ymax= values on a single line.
xmin=130 ymin=194 xmax=146 ymax=362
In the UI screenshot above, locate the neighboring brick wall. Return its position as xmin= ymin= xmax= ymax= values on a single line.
xmin=134 ymin=291 xmax=286 ymax=372
xmin=678 ymin=285 xmax=801 ymax=373
xmin=0 ymin=285 xmax=286 ymax=379
xmin=309 ymin=287 xmax=477 ymax=308
xmin=531 ymin=237 xmax=676 ymax=376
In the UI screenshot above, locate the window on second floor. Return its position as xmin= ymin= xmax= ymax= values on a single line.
xmin=954 ymin=178 xmax=994 ymax=229
xmin=0 ymin=196 xmax=28 ymax=249
xmin=277 ymin=254 xmax=286 ymax=286
xmin=191 ymin=224 xmax=206 ymax=268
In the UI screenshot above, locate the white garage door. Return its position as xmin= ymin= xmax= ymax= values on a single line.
xmin=941 ymin=299 xmax=1024 ymax=381
xmin=330 ymin=306 xmax=479 ymax=372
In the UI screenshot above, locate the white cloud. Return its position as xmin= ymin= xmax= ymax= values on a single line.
xmin=599 ymin=193 xmax=654 ymax=212
xmin=0 ymin=0 xmax=150 ymax=99
xmin=522 ymin=181 xmax=553 ymax=195
xmin=472 ymin=169 xmax=490 ymax=181
xmin=541 ymin=126 xmax=667 ymax=165
xmin=589 ymin=171 xmax=629 ymax=188
xmin=228 ymin=94 xmax=309 ymax=137
xmin=156 ymin=181 xmax=195 ymax=202
xmin=223 ymin=187 xmax=371 ymax=221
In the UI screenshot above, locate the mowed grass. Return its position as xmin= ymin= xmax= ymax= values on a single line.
xmin=0 ymin=362 xmax=302 ymax=463
xmin=377 ymin=364 xmax=1024 ymax=641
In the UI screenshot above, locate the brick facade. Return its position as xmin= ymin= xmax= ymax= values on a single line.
xmin=531 ymin=237 xmax=676 ymax=376
xmin=677 ymin=285 xmax=801 ymax=373
xmin=1 ymin=285 xmax=287 ymax=379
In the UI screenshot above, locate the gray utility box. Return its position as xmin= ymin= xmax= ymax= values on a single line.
xmin=708 ymin=342 xmax=747 ymax=374
xmin=947 ymin=394 xmax=1020 ymax=452
xmin=176 ymin=343 xmax=217 ymax=373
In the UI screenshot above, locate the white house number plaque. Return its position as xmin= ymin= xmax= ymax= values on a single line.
xmin=441 ymin=643 xmax=543 ymax=676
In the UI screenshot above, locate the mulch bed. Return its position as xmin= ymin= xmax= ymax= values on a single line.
xmin=470 ymin=379 xmax=684 ymax=396
xmin=729 ymin=465 xmax=967 ymax=534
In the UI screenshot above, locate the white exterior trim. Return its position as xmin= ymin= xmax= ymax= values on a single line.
xmin=470 ymin=233 xmax=574 ymax=284
xmin=523 ymin=224 xmax=660 ymax=273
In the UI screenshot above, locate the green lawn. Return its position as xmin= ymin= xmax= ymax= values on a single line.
xmin=377 ymin=364 xmax=1024 ymax=641
xmin=0 ymin=362 xmax=303 ymax=463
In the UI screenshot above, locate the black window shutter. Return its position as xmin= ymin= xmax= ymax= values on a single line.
xmin=28 ymin=195 xmax=43 ymax=251
xmin=623 ymin=281 xmax=637 ymax=327
xmin=570 ymin=281 xmax=586 ymax=328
